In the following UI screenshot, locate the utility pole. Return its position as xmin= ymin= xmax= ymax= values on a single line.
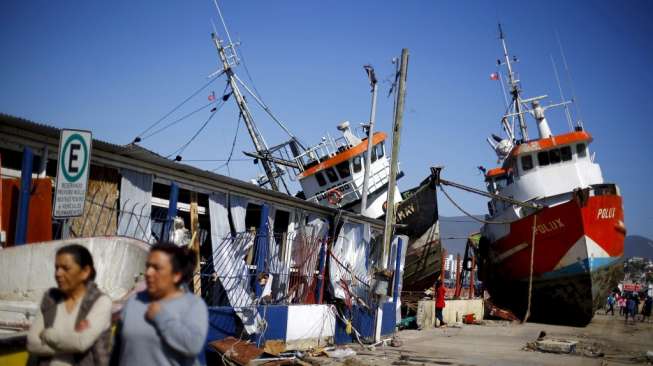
xmin=383 ymin=49 xmax=409 ymax=268
xmin=211 ymin=33 xmax=280 ymax=191
xmin=360 ymin=65 xmax=378 ymax=215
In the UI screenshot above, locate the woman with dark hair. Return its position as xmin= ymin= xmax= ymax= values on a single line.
xmin=112 ymin=242 xmax=208 ymax=366
xmin=27 ymin=244 xmax=112 ymax=366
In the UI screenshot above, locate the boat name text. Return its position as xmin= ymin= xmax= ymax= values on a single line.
xmin=596 ymin=208 xmax=616 ymax=219
xmin=535 ymin=218 xmax=564 ymax=235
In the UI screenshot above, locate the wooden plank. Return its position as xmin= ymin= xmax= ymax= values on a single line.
xmin=190 ymin=191 xmax=201 ymax=295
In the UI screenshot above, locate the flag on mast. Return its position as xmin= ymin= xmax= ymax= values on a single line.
xmin=490 ymin=72 xmax=500 ymax=81
xmin=208 ymin=91 xmax=216 ymax=101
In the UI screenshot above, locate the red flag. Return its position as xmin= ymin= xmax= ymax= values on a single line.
xmin=490 ymin=72 xmax=499 ymax=81
xmin=208 ymin=91 xmax=216 ymax=101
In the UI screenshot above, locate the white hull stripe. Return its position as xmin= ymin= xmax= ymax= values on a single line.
xmin=554 ymin=235 xmax=610 ymax=270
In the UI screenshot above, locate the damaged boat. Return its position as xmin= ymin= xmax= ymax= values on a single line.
xmin=476 ymin=26 xmax=625 ymax=326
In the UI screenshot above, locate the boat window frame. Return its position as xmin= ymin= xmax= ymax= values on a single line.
xmin=315 ymin=171 xmax=327 ymax=187
xmin=335 ymin=161 xmax=351 ymax=179
xmin=560 ymin=146 xmax=572 ymax=162
xmin=549 ymin=148 xmax=562 ymax=164
xmin=352 ymin=155 xmax=362 ymax=173
xmin=576 ymin=143 xmax=587 ymax=158
xmin=324 ymin=167 xmax=339 ymax=183
xmin=521 ymin=155 xmax=534 ymax=171
xmin=537 ymin=151 xmax=550 ymax=166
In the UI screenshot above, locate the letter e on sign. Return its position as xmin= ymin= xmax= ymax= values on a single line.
xmin=53 ymin=129 xmax=92 ymax=218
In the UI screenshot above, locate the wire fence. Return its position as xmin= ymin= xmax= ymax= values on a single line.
xmin=199 ymin=226 xmax=327 ymax=307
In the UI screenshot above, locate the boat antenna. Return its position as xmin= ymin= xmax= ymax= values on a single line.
xmin=498 ymin=23 xmax=528 ymax=141
xmin=555 ymin=29 xmax=584 ymax=129
xmin=210 ymin=2 xmax=281 ymax=192
xmin=550 ymin=54 xmax=574 ymax=131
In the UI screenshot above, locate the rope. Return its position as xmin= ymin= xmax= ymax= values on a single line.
xmin=438 ymin=185 xmax=517 ymax=225
xmin=522 ymin=214 xmax=537 ymax=323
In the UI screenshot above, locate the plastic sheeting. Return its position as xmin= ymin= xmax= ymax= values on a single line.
xmin=329 ymin=221 xmax=372 ymax=303
xmin=117 ymin=169 xmax=153 ymax=242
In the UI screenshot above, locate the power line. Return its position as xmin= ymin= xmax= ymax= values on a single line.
xmin=212 ymin=112 xmax=243 ymax=172
xmin=141 ymin=102 xmax=215 ymax=140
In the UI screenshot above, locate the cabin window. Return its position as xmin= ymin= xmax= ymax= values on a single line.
xmin=352 ymin=155 xmax=362 ymax=173
xmin=577 ymin=143 xmax=587 ymax=158
xmin=537 ymin=151 xmax=550 ymax=166
xmin=336 ymin=161 xmax=351 ymax=178
xmin=371 ymin=146 xmax=378 ymax=162
xmin=521 ymin=155 xmax=533 ymax=171
xmin=549 ymin=148 xmax=561 ymax=164
xmin=560 ymin=146 xmax=572 ymax=161
xmin=375 ymin=143 xmax=385 ymax=160
xmin=325 ymin=167 xmax=339 ymax=183
xmin=315 ymin=171 xmax=327 ymax=186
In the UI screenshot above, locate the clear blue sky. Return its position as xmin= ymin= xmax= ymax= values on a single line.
xmin=1 ymin=1 xmax=652 ymax=239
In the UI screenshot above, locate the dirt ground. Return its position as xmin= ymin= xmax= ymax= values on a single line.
xmin=305 ymin=313 xmax=653 ymax=366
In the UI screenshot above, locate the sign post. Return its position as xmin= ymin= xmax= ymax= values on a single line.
xmin=53 ymin=129 xmax=92 ymax=219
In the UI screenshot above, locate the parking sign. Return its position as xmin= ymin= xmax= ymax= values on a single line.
xmin=53 ymin=129 xmax=92 ymax=218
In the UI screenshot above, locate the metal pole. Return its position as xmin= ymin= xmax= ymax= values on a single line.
xmin=468 ymin=253 xmax=476 ymax=299
xmin=255 ymin=204 xmax=270 ymax=298
xmin=383 ymin=49 xmax=409 ymax=258
xmin=211 ymin=33 xmax=280 ymax=192
xmin=163 ymin=182 xmax=179 ymax=242
xmin=392 ymin=236 xmax=404 ymax=305
xmin=316 ymin=235 xmax=328 ymax=304
xmin=360 ymin=65 xmax=378 ymax=215
xmin=15 ymin=147 xmax=33 ymax=245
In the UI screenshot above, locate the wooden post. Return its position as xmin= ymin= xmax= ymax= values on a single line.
xmin=190 ymin=191 xmax=201 ymax=295
xmin=454 ymin=254 xmax=462 ymax=298
xmin=383 ymin=48 xmax=409 ymax=281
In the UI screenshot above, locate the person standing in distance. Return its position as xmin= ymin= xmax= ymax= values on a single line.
xmin=111 ymin=243 xmax=208 ymax=366
xmin=435 ymin=280 xmax=447 ymax=327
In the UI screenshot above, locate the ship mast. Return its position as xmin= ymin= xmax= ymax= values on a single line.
xmin=499 ymin=24 xmax=528 ymax=141
xmin=211 ymin=32 xmax=280 ymax=192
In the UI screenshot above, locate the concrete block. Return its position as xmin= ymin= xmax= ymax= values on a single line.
xmin=535 ymin=339 xmax=578 ymax=354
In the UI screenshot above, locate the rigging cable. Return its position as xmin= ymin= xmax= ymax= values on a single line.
xmin=134 ymin=75 xmax=222 ymax=142
xmin=212 ymin=112 xmax=243 ymax=173
xmin=166 ymin=99 xmax=224 ymax=159
xmin=438 ymin=185 xmax=520 ymax=225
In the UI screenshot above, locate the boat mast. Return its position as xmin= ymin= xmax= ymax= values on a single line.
xmin=499 ymin=24 xmax=528 ymax=141
xmin=211 ymin=32 xmax=280 ymax=192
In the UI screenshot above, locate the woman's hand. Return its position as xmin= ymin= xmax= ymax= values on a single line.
xmin=75 ymin=319 xmax=89 ymax=332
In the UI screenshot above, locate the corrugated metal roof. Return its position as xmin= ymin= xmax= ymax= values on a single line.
xmin=0 ymin=113 xmax=383 ymax=227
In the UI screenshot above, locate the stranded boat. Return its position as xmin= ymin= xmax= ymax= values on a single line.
xmin=476 ymin=27 xmax=625 ymax=326
xmin=207 ymin=19 xmax=441 ymax=291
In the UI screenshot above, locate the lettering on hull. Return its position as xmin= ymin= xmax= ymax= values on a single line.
xmin=535 ymin=218 xmax=565 ymax=235
xmin=596 ymin=208 xmax=616 ymax=219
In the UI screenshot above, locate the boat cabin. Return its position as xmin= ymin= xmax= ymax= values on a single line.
xmin=485 ymin=130 xmax=603 ymax=210
xmin=288 ymin=121 xmax=396 ymax=218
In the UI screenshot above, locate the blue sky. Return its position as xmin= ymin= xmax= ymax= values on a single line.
xmin=1 ymin=1 xmax=652 ymax=239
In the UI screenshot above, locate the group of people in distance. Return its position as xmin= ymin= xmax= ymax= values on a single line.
xmin=605 ymin=290 xmax=652 ymax=324
xmin=26 ymin=242 xmax=208 ymax=366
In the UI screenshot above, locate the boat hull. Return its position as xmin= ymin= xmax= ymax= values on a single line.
xmin=479 ymin=187 xmax=625 ymax=325
xmin=395 ymin=173 xmax=442 ymax=291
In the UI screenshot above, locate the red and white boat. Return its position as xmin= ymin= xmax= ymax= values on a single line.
xmin=477 ymin=27 xmax=625 ymax=326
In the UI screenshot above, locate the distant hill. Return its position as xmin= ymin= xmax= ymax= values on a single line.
xmin=624 ymin=235 xmax=653 ymax=259
xmin=439 ymin=215 xmax=482 ymax=256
